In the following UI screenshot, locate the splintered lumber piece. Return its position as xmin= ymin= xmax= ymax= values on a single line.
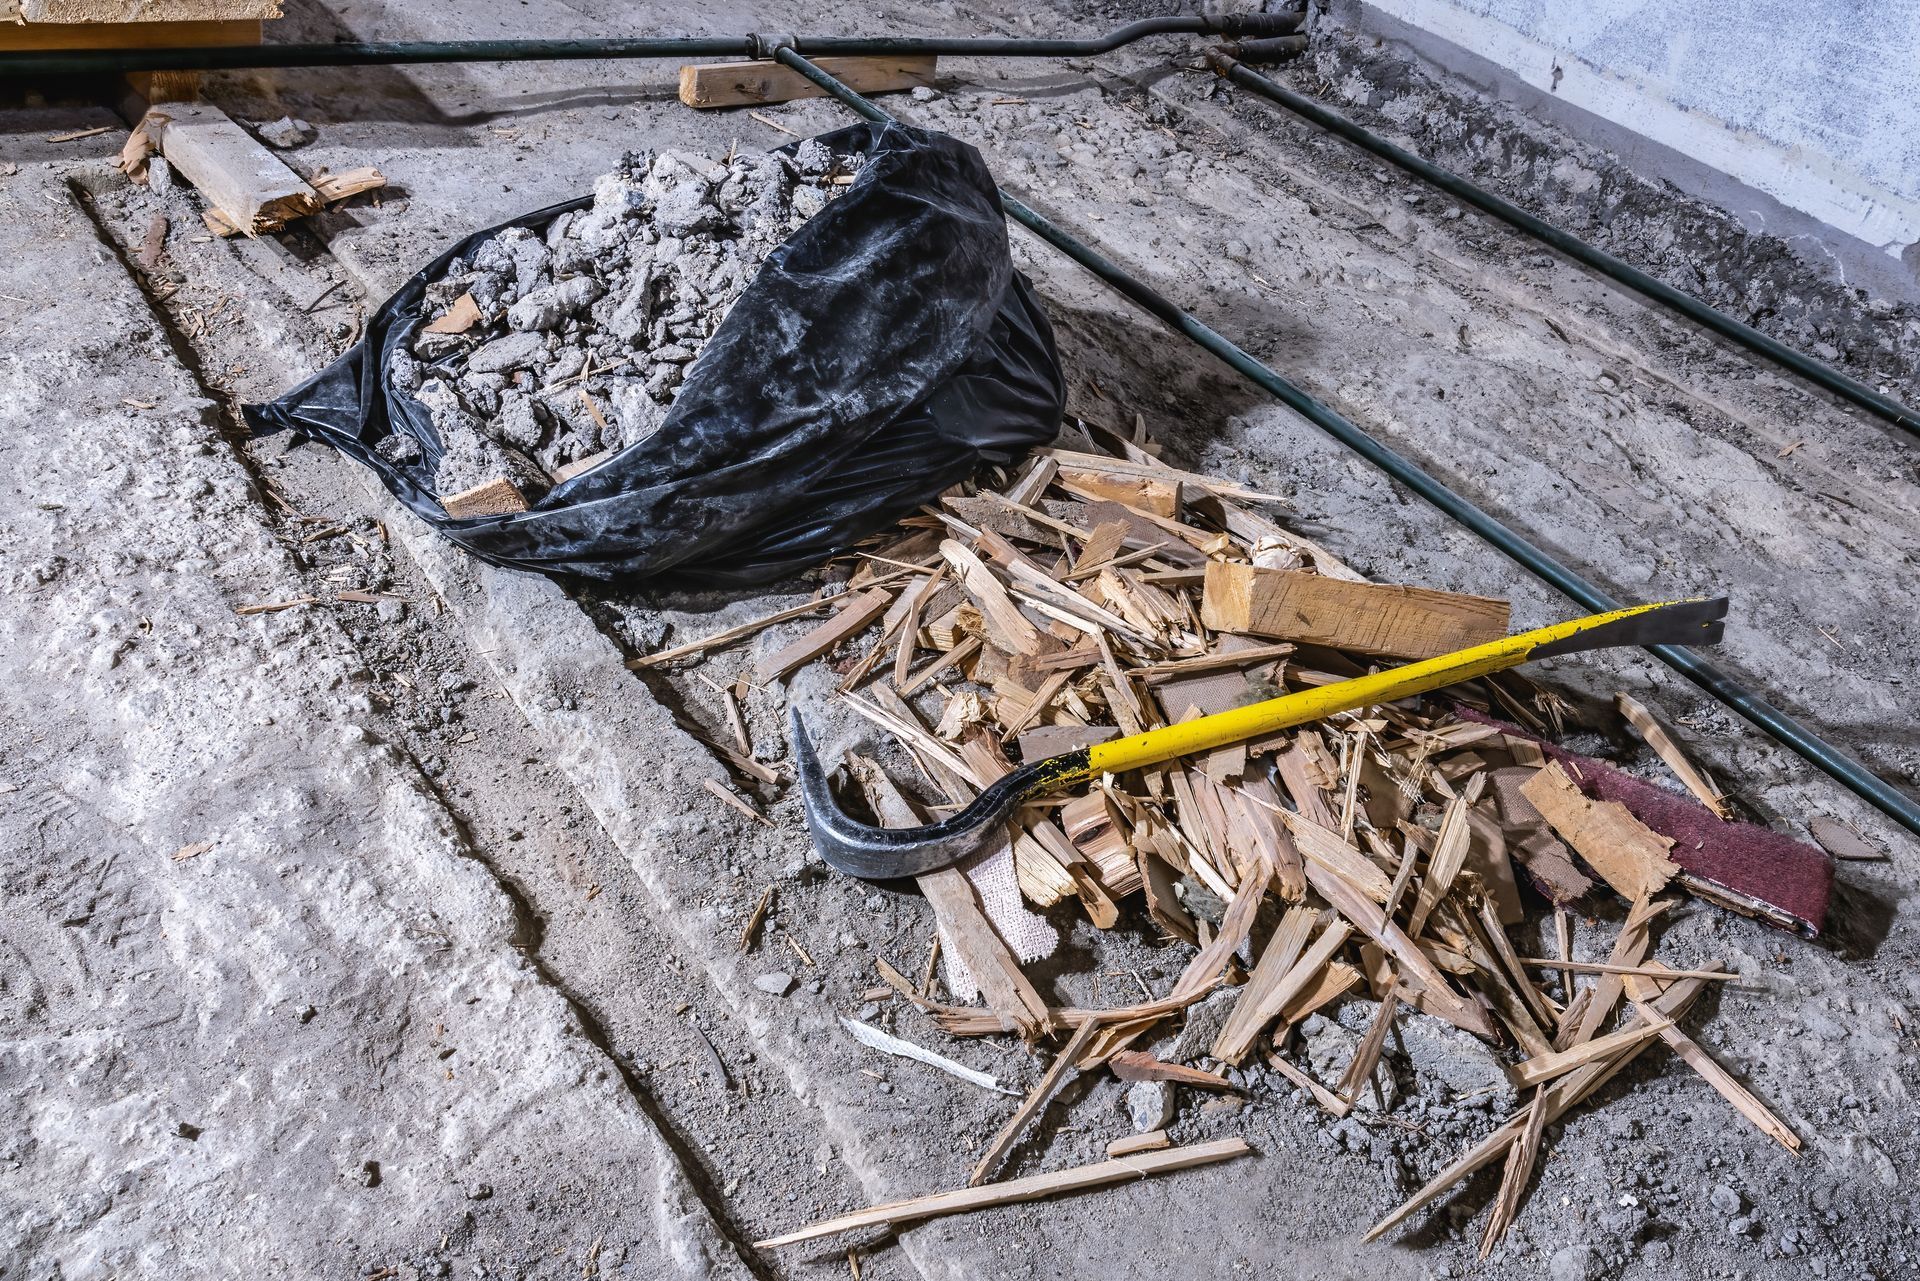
xmin=942 ymin=539 xmax=1045 ymax=656
xmin=1172 ymin=867 xmax=1267 ymax=1000
xmin=1200 ymin=562 xmax=1509 ymax=660
xmin=841 ymin=1018 xmax=1019 ymax=1096
xmin=1108 ymin=1051 xmax=1236 ymax=1091
xmin=1520 ymin=959 xmax=1736 ymax=983
xmin=627 ymin=570 xmax=920 ymax=668
xmin=970 ymin=1017 xmax=1100 ymax=1186
xmin=679 ymin=54 xmax=936 ymax=110
xmin=1511 ymin=1016 xmax=1676 ymax=1088
xmin=1265 ymin=807 xmax=1392 ymax=902
xmin=755 ymin=587 xmax=892 ymax=684
xmin=1208 ymin=903 xmax=1316 ymax=1063
xmin=1479 ymin=1087 xmax=1549 ymax=1258
xmin=1039 ymin=447 xmax=1288 ymax=507
xmin=441 ymin=477 xmax=528 ymax=519
xmin=1406 ymin=783 xmax=1477 ymax=938
xmin=1213 ymin=911 xmax=1350 ymax=1066
xmin=1337 ymin=990 xmax=1399 ymax=1105
xmin=1365 ymin=970 xmax=1711 ymax=1243
xmin=1616 ymin=692 xmax=1729 ymax=819
xmin=1521 ymin=763 xmax=1680 ymax=902
xmin=1266 ymin=1052 xmax=1350 ymax=1118
xmin=1057 ymin=467 xmax=1179 ymax=518
xmin=1623 ymin=970 xmax=1801 ymax=1151
xmin=153 ymin=102 xmax=321 ymax=235
xmin=1107 ymin=1130 xmax=1171 ymax=1158
xmin=1305 ymin=861 xmax=1496 ymax=1040
xmin=1570 ymin=896 xmax=1668 ymax=1050
xmin=1279 ymin=959 xmax=1360 ymax=1024
xmin=309 ymin=165 xmax=386 ymax=204
xmin=855 ymin=758 xmax=1048 ymax=1038
xmin=754 ymin=1138 xmax=1254 ymax=1249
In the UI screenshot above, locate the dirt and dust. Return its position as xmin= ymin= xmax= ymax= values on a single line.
xmin=4 ymin=0 xmax=1918 ymax=1278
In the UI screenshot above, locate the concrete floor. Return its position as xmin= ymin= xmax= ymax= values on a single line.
xmin=3 ymin=2 xmax=1917 ymax=1279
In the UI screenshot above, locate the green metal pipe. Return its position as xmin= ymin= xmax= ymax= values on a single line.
xmin=774 ymin=46 xmax=1920 ymax=840
xmin=0 ymin=14 xmax=1297 ymax=78
xmin=1208 ymin=51 xmax=1920 ymax=442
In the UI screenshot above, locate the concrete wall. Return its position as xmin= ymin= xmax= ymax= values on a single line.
xmin=1344 ymin=0 xmax=1920 ymax=293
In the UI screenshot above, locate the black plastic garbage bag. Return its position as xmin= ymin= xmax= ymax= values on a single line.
xmin=243 ymin=121 xmax=1064 ymax=587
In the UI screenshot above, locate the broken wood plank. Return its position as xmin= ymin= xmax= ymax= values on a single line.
xmin=1279 ymin=959 xmax=1360 ymax=1024
xmin=754 ymin=587 xmax=892 ymax=685
xmin=1210 ymin=907 xmax=1341 ymax=1066
xmin=1570 ymin=896 xmax=1669 ymax=1046
xmin=308 ymin=164 xmax=385 ymax=204
xmin=1521 ymin=762 xmax=1680 ymax=902
xmin=441 ymin=477 xmax=528 ymax=519
xmin=1517 ymin=958 xmax=1737 ymax=983
xmin=1265 ymin=1052 xmax=1350 ymax=1117
xmin=1108 ymin=1050 xmax=1236 ymax=1091
xmin=1511 ymin=1015 xmax=1676 ymax=1088
xmin=1106 ymin=1130 xmax=1171 ymax=1158
xmin=1056 ymin=467 xmax=1179 ymax=518
xmin=1200 ymin=562 xmax=1509 ymax=660
xmin=754 ymin=1138 xmax=1253 ymax=1248
xmin=942 ymin=539 xmax=1045 ymax=656
xmin=1305 ymin=860 xmax=1496 ymax=1039
xmin=679 ymin=54 xmax=936 ymax=109
xmin=855 ymin=758 xmax=1049 ymax=1038
xmin=152 ymin=101 xmax=321 ymax=235
xmin=1479 ymin=1086 xmax=1548 ymax=1258
xmin=1615 ymin=692 xmax=1730 ymax=818
xmin=1131 ymin=642 xmax=1295 ymax=681
xmin=1038 ymin=447 xmax=1287 ymax=506
xmin=1405 ymin=780 xmax=1480 ymax=937
xmin=701 ymin=777 xmax=771 ymax=827
xmin=970 ymin=1017 xmax=1100 ymax=1186
xmin=1365 ymin=969 xmax=1712 ymax=1243
xmin=1336 ymin=989 xmax=1400 ymax=1106
xmin=1623 ymin=968 xmax=1801 ymax=1152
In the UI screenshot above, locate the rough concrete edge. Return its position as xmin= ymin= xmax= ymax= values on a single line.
xmin=351 ymin=479 xmax=966 ymax=1280
xmin=1327 ymin=0 xmax=1920 ymax=305
xmin=48 ymin=165 xmax=752 ymax=1281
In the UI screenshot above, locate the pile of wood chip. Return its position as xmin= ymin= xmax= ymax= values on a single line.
xmin=634 ymin=426 xmax=1801 ymax=1254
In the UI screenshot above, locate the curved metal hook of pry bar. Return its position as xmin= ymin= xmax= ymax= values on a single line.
xmin=788 ymin=706 xmax=1084 ymax=881
xmin=793 ymin=597 xmax=1728 ymax=881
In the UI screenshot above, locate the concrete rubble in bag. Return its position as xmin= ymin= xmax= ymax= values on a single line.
xmin=380 ymin=139 xmax=862 ymax=502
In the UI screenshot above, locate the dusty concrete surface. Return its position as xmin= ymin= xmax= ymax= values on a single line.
xmin=0 ymin=171 xmax=748 ymax=1279
xmin=4 ymin=2 xmax=1919 ymax=1279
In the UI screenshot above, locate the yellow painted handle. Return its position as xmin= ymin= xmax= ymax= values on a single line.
xmin=1086 ymin=598 xmax=1715 ymax=777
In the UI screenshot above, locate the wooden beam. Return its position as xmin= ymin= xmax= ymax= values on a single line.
xmin=150 ymin=101 xmax=320 ymax=235
xmin=0 ymin=17 xmax=262 ymax=54
xmin=1200 ymin=562 xmax=1509 ymax=660
xmin=679 ymin=54 xmax=936 ymax=110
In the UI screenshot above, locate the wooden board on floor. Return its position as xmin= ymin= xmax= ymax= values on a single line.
xmin=152 ymin=100 xmax=321 ymax=235
xmin=678 ymin=55 xmax=937 ymax=110
xmin=1200 ymin=561 xmax=1509 ymax=660
xmin=0 ymin=17 xmax=263 ymax=52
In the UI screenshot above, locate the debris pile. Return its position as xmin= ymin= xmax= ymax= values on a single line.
xmin=390 ymin=140 xmax=862 ymax=507
xmin=632 ymin=425 xmax=1823 ymax=1252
